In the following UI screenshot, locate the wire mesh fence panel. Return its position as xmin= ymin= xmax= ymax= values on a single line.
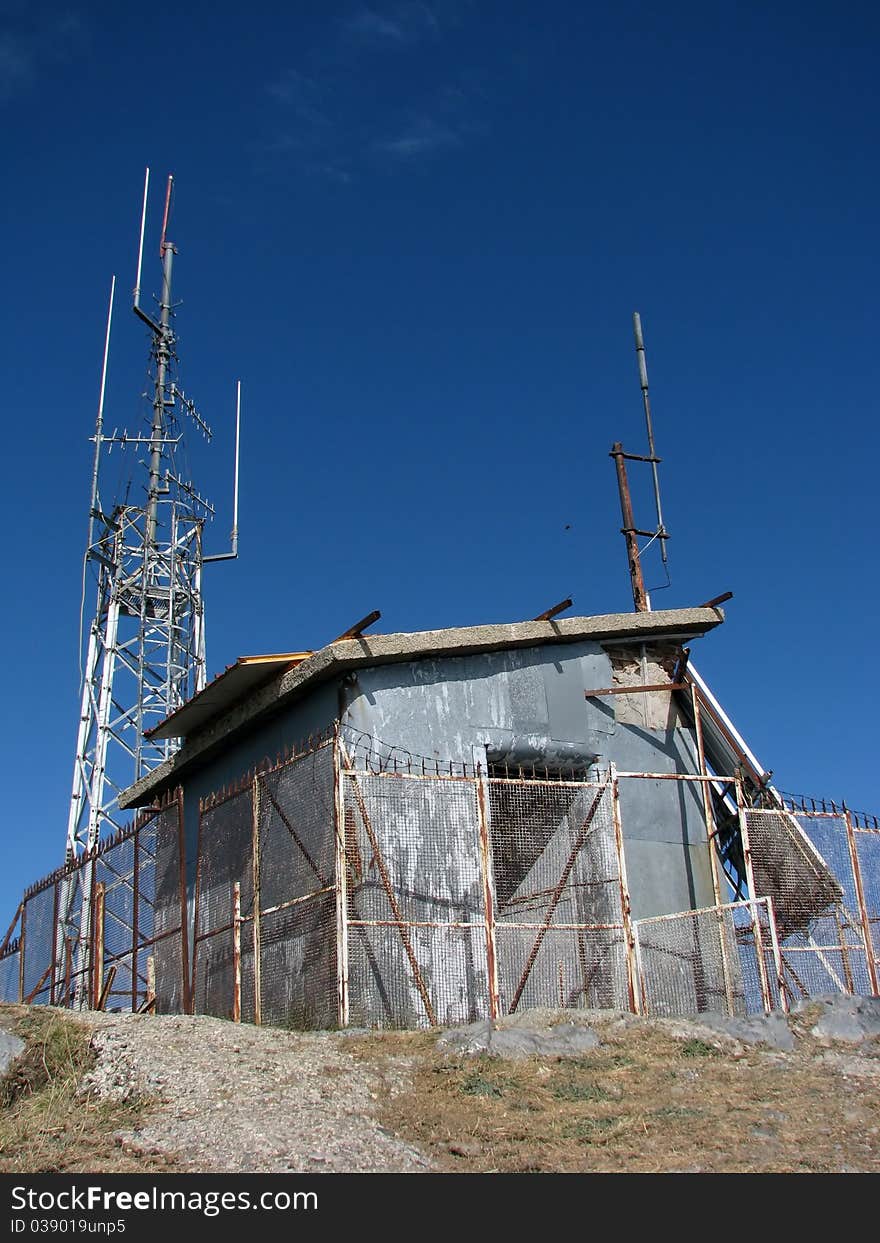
xmin=257 ymin=743 xmax=336 ymax=1028
xmin=148 ymin=802 xmax=188 ymax=1014
xmin=744 ymin=809 xmax=844 ymax=941
xmin=496 ymin=924 xmax=630 ymax=1012
xmin=53 ymin=867 xmax=90 ymax=1008
xmin=258 ymin=745 xmax=335 ymax=912
xmin=346 ymin=921 xmax=489 ymax=1029
xmin=21 ymin=883 xmax=57 ymax=1004
xmin=733 ymin=899 xmax=782 ymax=1012
xmin=852 ymin=827 xmax=880 ymax=984
xmin=746 ymin=808 xmax=873 ymax=1000
xmin=344 ymin=771 xmax=488 ymax=1028
xmin=0 ymin=948 xmax=20 ymax=1003
xmin=259 ymin=895 xmax=337 ymax=1029
xmin=193 ymin=787 xmax=254 ymax=1021
xmin=635 ymin=900 xmax=773 ymax=1018
xmin=94 ymin=835 xmax=137 ymax=1009
xmin=487 ymin=778 xmax=627 ymax=1014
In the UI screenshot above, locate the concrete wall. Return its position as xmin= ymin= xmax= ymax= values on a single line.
xmin=340 ymin=640 xmax=715 ymax=919
xmin=179 ymin=637 xmax=716 ymax=928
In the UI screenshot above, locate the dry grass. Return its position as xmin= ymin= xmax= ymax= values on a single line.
xmin=0 ymin=1005 xmax=175 ymax=1174
xmin=351 ymin=1026 xmax=880 ymax=1173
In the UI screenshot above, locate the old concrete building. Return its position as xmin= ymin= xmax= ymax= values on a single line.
xmin=121 ymin=606 xmax=727 ymax=923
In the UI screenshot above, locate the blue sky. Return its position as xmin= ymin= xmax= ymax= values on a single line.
xmin=1 ymin=0 xmax=878 ymax=921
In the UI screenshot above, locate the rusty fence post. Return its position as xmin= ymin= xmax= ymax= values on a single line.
xmin=18 ymin=899 xmax=26 ymax=1004
xmin=610 ymin=767 xmax=640 ymax=1014
xmin=131 ymin=825 xmax=140 ymax=1013
xmin=232 ymin=881 xmax=242 ymax=1024
xmin=844 ymin=811 xmax=880 ymax=997
xmin=333 ymin=730 xmax=350 ymax=1029
xmin=252 ymin=776 xmax=263 ymax=1026
xmin=92 ymin=881 xmax=105 ymax=1011
xmin=175 ymin=788 xmax=191 ymax=1016
xmin=762 ymin=895 xmax=788 ymax=1014
xmin=735 ymin=783 xmax=773 ymax=1013
xmin=63 ymin=937 xmax=73 ymax=1009
xmin=475 ymin=764 xmax=500 ymax=1021
xmin=691 ymin=685 xmax=736 ymax=1016
xmin=146 ymin=955 xmax=156 ymax=1012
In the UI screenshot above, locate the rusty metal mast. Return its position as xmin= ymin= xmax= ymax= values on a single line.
xmin=611 ymin=312 xmax=670 ymax=611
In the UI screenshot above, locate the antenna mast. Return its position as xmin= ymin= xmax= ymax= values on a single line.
xmin=65 ymin=172 xmax=240 ymax=870
xmin=610 ymin=312 xmax=670 ymax=611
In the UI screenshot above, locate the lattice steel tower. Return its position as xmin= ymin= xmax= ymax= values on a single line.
xmin=66 ymin=170 xmax=239 ymax=862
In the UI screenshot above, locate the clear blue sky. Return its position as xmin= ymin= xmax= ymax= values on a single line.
xmin=1 ymin=1 xmax=878 ymax=922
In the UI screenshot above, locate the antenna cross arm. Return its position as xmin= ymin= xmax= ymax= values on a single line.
xmin=133 ymin=304 xmax=161 ymax=334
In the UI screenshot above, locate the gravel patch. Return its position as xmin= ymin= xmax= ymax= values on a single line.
xmin=72 ymin=1012 xmax=432 ymax=1173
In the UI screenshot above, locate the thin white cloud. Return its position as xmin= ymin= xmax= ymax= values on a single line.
xmin=373 ymin=114 xmax=461 ymax=159
xmin=342 ymin=3 xmax=440 ymax=47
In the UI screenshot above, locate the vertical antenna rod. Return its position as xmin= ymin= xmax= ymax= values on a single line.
xmin=232 ymin=380 xmax=240 ymax=557
xmin=145 ymin=175 xmax=175 ymax=549
xmin=87 ymin=276 xmax=116 ymax=553
xmin=632 ymin=312 xmax=668 ymax=565
xmin=133 ymin=168 xmax=149 ymax=310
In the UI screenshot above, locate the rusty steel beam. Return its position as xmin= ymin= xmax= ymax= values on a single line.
xmin=533 ymin=598 xmax=573 ymax=622
xmin=586 ymin=683 xmax=685 ymax=697
xmin=610 ymin=443 xmax=649 ymax=612
xmin=699 ymin=591 xmax=734 ymax=609
xmin=331 ymin=610 xmax=381 ymax=642
xmin=96 ymin=964 xmax=118 ymax=1012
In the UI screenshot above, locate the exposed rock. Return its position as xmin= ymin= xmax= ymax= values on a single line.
xmin=791 ymin=995 xmax=880 ymax=1046
xmin=438 ymin=1016 xmax=600 ymax=1059
xmin=0 ymin=1028 xmax=24 ymax=1076
xmin=652 ymin=1011 xmax=795 ymax=1052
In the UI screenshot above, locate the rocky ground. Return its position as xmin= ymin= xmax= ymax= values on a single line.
xmin=2 ymin=995 xmax=879 ymax=1173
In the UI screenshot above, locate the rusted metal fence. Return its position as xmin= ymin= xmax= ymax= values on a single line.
xmin=634 ymin=897 xmax=783 ymax=1017
xmin=2 ymin=727 xmax=878 ymax=1028
xmin=192 ymin=737 xmax=338 ymax=1028
xmin=0 ymin=794 xmax=188 ymax=1014
xmin=742 ymin=800 xmax=880 ymax=1006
